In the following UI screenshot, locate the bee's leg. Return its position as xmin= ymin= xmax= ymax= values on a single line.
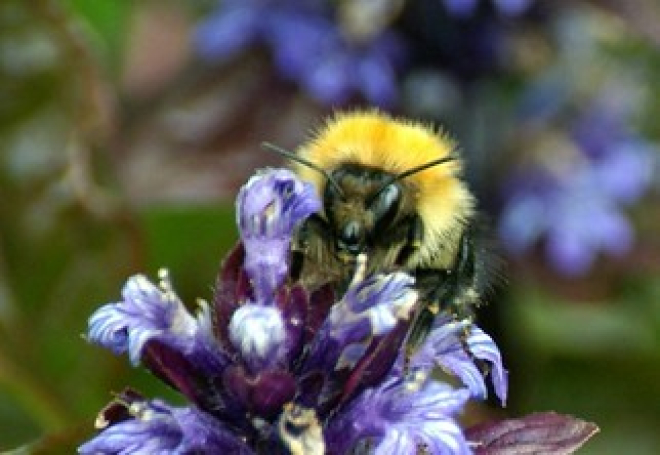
xmin=395 ymin=214 xmax=446 ymax=361
xmin=449 ymin=230 xmax=493 ymax=375
xmin=290 ymin=213 xmax=332 ymax=281
xmin=395 ymin=214 xmax=424 ymax=266
xmin=415 ymin=229 xmax=494 ymax=375
xmin=406 ymin=227 xmax=482 ymax=355
xmin=446 ymin=230 xmax=478 ymax=318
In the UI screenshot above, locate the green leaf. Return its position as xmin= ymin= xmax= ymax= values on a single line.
xmin=64 ymin=0 xmax=133 ymax=69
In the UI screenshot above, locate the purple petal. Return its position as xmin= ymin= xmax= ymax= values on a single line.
xmin=546 ymin=227 xmax=594 ymax=277
xmin=466 ymin=412 xmax=600 ymax=455
xmin=237 ymin=169 xmax=320 ymax=301
xmin=357 ymin=53 xmax=398 ymax=108
xmin=87 ymin=273 xmax=226 ymax=374
xmin=299 ymin=269 xmax=417 ymax=409
xmin=79 ymin=399 xmax=254 ymax=454
xmin=332 ymin=269 xmax=416 ymax=336
xmin=572 ymin=104 xmax=627 ymax=160
xmin=317 ymin=267 xmax=416 ymax=362
xmin=88 ymin=274 xmax=198 ymax=365
xmin=594 ymin=141 xmax=653 ymax=203
xmin=327 ymin=378 xmax=471 ymax=454
xmin=589 ymin=206 xmax=633 ymax=256
xmin=467 ymin=326 xmax=508 ymax=406
xmin=412 ymin=319 xmax=508 ymax=405
xmin=266 ymin=13 xmax=334 ymax=81
xmin=497 ymin=194 xmax=548 ymax=255
xmin=194 ymin=6 xmax=261 ymax=62
xmin=303 ymin=51 xmax=354 ymax=105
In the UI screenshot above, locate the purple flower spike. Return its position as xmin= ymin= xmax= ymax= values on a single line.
xmin=501 ymin=91 xmax=653 ymax=276
xmin=237 ymin=169 xmax=320 ymax=301
xmin=327 ymin=377 xmax=472 ymax=454
xmin=412 ymin=318 xmax=508 ymax=406
xmin=78 ymin=398 xmax=253 ymax=455
xmin=87 ymin=271 xmax=225 ymax=372
xmin=82 ymin=167 xmax=599 ymax=453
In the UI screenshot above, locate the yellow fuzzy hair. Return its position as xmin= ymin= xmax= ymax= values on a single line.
xmin=295 ymin=110 xmax=475 ymax=267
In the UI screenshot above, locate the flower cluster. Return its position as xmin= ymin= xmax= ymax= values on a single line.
xmin=441 ymin=0 xmax=534 ymax=18
xmin=194 ymin=0 xmax=542 ymax=111
xmin=79 ymin=168 xmax=508 ymax=454
xmin=195 ymin=0 xmax=405 ymax=107
xmin=499 ymin=92 xmax=654 ymax=276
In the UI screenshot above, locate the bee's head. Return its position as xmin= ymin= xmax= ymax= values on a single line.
xmin=261 ymin=141 xmax=456 ymax=261
xmin=324 ymin=165 xmax=402 ymax=261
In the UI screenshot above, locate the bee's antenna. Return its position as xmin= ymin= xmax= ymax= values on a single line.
xmin=262 ymin=142 xmax=346 ymax=200
xmin=370 ymin=154 xmax=457 ymax=202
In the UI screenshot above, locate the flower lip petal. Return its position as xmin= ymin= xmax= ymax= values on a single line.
xmin=87 ymin=273 xmax=226 ymax=376
xmin=79 ymin=398 xmax=254 ymax=454
xmin=302 ymin=260 xmax=417 ymax=386
xmin=411 ymin=318 xmax=509 ymax=406
xmin=325 ymin=259 xmax=417 ymax=344
xmin=467 ymin=326 xmax=509 ymax=406
xmin=87 ymin=304 xmax=130 ymax=355
xmin=87 ymin=273 xmax=193 ymax=365
xmin=326 ymin=377 xmax=471 ymax=455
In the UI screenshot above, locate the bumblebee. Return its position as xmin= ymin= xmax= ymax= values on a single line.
xmin=267 ymin=110 xmax=497 ymax=347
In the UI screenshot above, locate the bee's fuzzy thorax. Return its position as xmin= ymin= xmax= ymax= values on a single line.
xmin=295 ymin=110 xmax=475 ymax=267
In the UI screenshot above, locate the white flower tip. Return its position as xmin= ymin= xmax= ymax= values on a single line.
xmin=229 ymin=305 xmax=285 ymax=361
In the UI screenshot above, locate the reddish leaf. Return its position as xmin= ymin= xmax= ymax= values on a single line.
xmin=466 ymin=412 xmax=599 ymax=455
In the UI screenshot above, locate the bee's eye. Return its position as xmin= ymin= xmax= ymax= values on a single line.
xmin=370 ymin=184 xmax=400 ymax=229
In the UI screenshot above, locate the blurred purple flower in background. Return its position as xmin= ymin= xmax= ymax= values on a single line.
xmin=195 ymin=0 xmax=405 ymax=107
xmin=80 ymin=168 xmax=509 ymax=453
xmin=499 ymin=94 xmax=654 ymax=276
xmin=441 ymin=0 xmax=534 ymax=17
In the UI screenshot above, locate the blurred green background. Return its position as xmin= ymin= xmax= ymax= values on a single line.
xmin=1 ymin=0 xmax=658 ymax=453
